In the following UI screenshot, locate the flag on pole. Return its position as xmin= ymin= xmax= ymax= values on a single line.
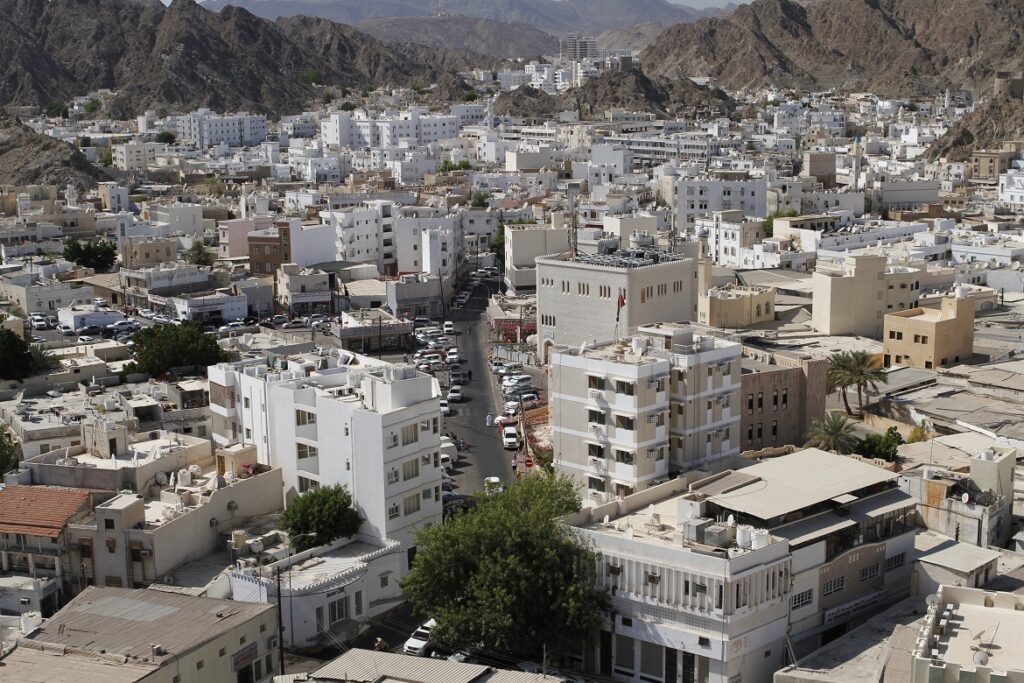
xmin=616 ymin=291 xmax=625 ymax=322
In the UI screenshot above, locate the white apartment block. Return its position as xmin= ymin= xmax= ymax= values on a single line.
xmin=605 ymin=134 xmax=746 ymax=167
xmin=208 ymin=356 xmax=443 ymax=567
xmin=535 ymin=250 xmax=699 ymax=360
xmin=677 ymin=175 xmax=768 ymax=231
xmin=998 ymin=166 xmax=1024 ymax=210
xmin=699 ymin=210 xmax=767 ymax=268
xmin=562 ymin=448 xmax=915 ymax=683
xmin=951 ymin=232 xmax=1024 ymax=266
xmin=321 ymin=109 xmax=458 ymax=149
xmin=173 ymin=109 xmax=267 ymax=148
xmin=112 ymin=141 xmax=167 ymax=171
xmin=551 ymin=323 xmax=741 ymax=503
xmin=774 ymin=217 xmax=928 ymax=256
xmin=504 ymin=222 xmax=571 ymax=293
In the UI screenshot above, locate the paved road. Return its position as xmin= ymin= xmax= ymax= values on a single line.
xmin=440 ymin=277 xmax=509 ymax=496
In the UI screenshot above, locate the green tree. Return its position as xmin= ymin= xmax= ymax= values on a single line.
xmin=402 ymin=475 xmax=607 ymax=661
xmin=155 ymin=130 xmax=177 ymax=145
xmin=131 ymin=322 xmax=229 ymax=377
xmin=0 ymin=425 xmax=17 ymax=474
xmin=29 ymin=346 xmax=59 ymax=373
xmin=763 ymin=210 xmax=797 ymax=238
xmin=0 ymin=330 xmax=32 ymax=381
xmin=339 ymin=101 xmax=357 ymax=111
xmin=84 ymin=99 xmax=101 ymax=114
xmin=64 ymin=238 xmax=117 ymax=272
xmin=46 ymin=101 xmax=69 ymax=118
xmin=99 ymin=148 xmax=113 ymax=167
xmin=856 ymin=426 xmax=904 ymax=462
xmin=470 ymin=191 xmax=490 ymax=208
xmin=184 ymin=240 xmax=214 ymax=266
xmin=461 ymin=91 xmax=478 ymax=101
xmin=906 ymin=423 xmax=930 ymax=444
xmin=280 ymin=484 xmax=362 ymax=552
xmin=322 ymin=92 xmax=334 ymax=105
xmin=845 ymin=350 xmax=887 ymax=416
xmin=805 ymin=412 xmax=858 ymax=454
xmin=827 ymin=352 xmax=855 ymax=416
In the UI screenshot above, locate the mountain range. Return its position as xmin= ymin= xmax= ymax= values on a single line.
xmin=640 ymin=0 xmax=1024 ymax=96
xmin=0 ymin=0 xmax=479 ymax=116
xmin=355 ymin=16 xmax=557 ymax=59
xmin=198 ymin=0 xmax=710 ymax=35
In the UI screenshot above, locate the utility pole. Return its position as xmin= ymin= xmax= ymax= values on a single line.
xmin=377 ymin=316 xmax=383 ymax=359
xmin=276 ymin=567 xmax=285 ymax=676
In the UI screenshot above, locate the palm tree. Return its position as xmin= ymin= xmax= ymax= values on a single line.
xmin=805 ymin=412 xmax=858 ymax=454
xmin=846 ymin=350 xmax=887 ymax=416
xmin=827 ymin=352 xmax=855 ymax=416
xmin=29 ymin=345 xmax=58 ymax=372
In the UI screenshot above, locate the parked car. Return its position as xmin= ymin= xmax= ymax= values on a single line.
xmin=503 ymin=384 xmax=538 ymax=398
xmin=446 ymin=385 xmax=464 ymax=402
xmin=502 ymin=373 xmax=532 ymax=388
xmin=403 ymin=619 xmax=437 ymax=657
xmin=280 ymin=319 xmax=305 ymax=329
xmin=439 ymin=399 xmax=452 ymax=416
xmin=496 ymin=363 xmax=522 ymax=376
xmin=304 ymin=313 xmax=327 ymax=326
xmin=445 ymin=348 xmax=460 ymax=364
xmin=502 ymin=425 xmax=520 ymax=449
xmin=271 ymin=314 xmax=289 ymax=325
xmin=218 ymin=320 xmax=246 ymax=332
xmin=56 ymin=324 xmax=76 ymax=336
xmin=107 ymin=320 xmax=140 ymax=332
xmin=138 ymin=309 xmax=155 ymax=319
xmin=152 ymin=314 xmax=171 ymax=324
xmin=442 ymin=321 xmax=455 ymax=335
xmin=77 ymin=335 xmax=96 ymax=344
xmin=75 ymin=325 xmax=103 ymax=336
xmin=31 ymin=318 xmax=50 ymax=331
xmin=449 ymin=371 xmax=464 ymax=385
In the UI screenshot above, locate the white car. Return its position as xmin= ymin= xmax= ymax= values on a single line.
xmin=106 ymin=320 xmax=139 ymax=332
xmin=447 ymin=385 xmax=464 ymax=402
xmin=442 ymin=321 xmax=455 ymax=334
xmin=218 ymin=320 xmax=245 ymax=332
xmin=77 ymin=335 xmax=96 ymax=344
xmin=445 ymin=349 xmax=460 ymax=364
xmin=502 ymin=425 xmax=520 ymax=449
xmin=138 ymin=309 xmax=155 ymax=319
xmin=152 ymin=314 xmax=171 ymax=324
xmin=403 ymin=619 xmax=436 ymax=657
xmin=502 ymin=373 xmax=532 ymax=388
xmin=439 ymin=399 xmax=452 ymax=416
xmin=56 ymin=324 xmax=76 ymax=336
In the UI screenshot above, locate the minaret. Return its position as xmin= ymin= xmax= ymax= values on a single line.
xmin=65 ymin=183 xmax=79 ymax=208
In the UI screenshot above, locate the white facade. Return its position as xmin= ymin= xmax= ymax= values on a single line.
xmin=677 ymin=176 xmax=768 ymax=231
xmin=173 ymin=109 xmax=267 ymax=148
xmin=112 ymin=141 xmax=167 ymax=171
xmin=999 ymin=167 xmax=1024 ymax=210
xmin=321 ymin=109 xmax=458 ymax=149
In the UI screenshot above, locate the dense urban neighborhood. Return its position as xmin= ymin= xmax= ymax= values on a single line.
xmin=3 ymin=0 xmax=1024 ymax=682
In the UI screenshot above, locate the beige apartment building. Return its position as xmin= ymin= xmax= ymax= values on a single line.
xmin=550 ymin=323 xmax=741 ymax=504
xmin=812 ymin=254 xmax=923 ymax=338
xmin=118 ymin=235 xmax=178 ymax=268
xmin=740 ymin=346 xmax=828 ymax=452
xmin=883 ymin=291 xmax=974 ymax=369
xmin=503 ymin=221 xmax=570 ymax=293
xmin=698 ymin=284 xmax=775 ymax=329
xmin=535 ymin=249 xmax=699 ymax=361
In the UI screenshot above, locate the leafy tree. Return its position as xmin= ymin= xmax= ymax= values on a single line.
xmin=155 ymin=131 xmax=176 ymax=145
xmin=856 ymin=426 xmax=904 ymax=462
xmin=0 ymin=425 xmax=17 ymax=475
xmin=64 ymin=238 xmax=117 ymax=272
xmin=402 ymin=475 xmax=607 ymax=661
xmin=763 ymin=210 xmax=797 ymax=238
xmin=461 ymin=91 xmax=478 ymax=101
xmin=827 ymin=352 xmax=855 ymax=416
xmin=99 ymin=148 xmax=113 ymax=167
xmin=845 ymin=350 xmax=887 ymax=415
xmin=0 ymin=330 xmax=32 ymax=381
xmin=805 ymin=412 xmax=858 ymax=454
xmin=322 ymin=92 xmax=334 ymax=105
xmin=280 ymin=484 xmax=361 ymax=552
xmin=29 ymin=346 xmax=59 ymax=373
xmin=84 ymin=99 xmax=101 ymax=114
xmin=438 ymin=160 xmax=472 ymax=173
xmin=339 ymin=101 xmax=357 ymax=111
xmin=470 ymin=191 xmax=491 ymax=208
xmin=46 ymin=101 xmax=69 ymax=118
xmin=131 ymin=322 xmax=229 ymax=377
xmin=184 ymin=240 xmax=214 ymax=266
xmin=906 ymin=423 xmax=930 ymax=444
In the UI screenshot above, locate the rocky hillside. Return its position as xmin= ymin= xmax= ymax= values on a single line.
xmin=356 ymin=16 xmax=557 ymax=59
xmin=494 ymin=68 xmax=733 ymax=119
xmin=0 ymin=115 xmax=98 ymax=189
xmin=641 ymin=0 xmax=1024 ymax=96
xmin=0 ymin=0 xmax=478 ymax=115
xmin=927 ymin=97 xmax=1024 ymax=162
xmin=200 ymin=0 xmax=709 ymax=35
xmin=596 ymin=22 xmax=666 ymax=52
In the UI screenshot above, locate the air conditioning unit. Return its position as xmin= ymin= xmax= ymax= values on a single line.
xmin=589 ymin=456 xmax=600 ymax=467
xmin=647 ymin=380 xmax=660 ymax=389
xmin=647 ymin=448 xmax=658 ymax=458
xmin=588 ymin=389 xmax=603 ymax=399
xmin=590 ymin=424 xmax=603 ymax=435
xmin=646 ymin=415 xmax=659 ymax=424
xmin=209 ymin=518 xmax=219 ymax=527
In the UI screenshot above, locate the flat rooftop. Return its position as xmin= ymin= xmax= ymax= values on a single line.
xmin=283 ymin=539 xmax=398 ymax=589
xmin=699 ymin=448 xmax=898 ymax=521
xmin=937 ymin=601 xmax=1024 ymax=671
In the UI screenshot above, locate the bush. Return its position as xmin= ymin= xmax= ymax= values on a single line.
xmin=0 ymin=330 xmax=32 ymax=381
xmin=280 ymin=485 xmax=361 ymax=552
xmin=131 ymin=322 xmax=229 ymax=377
xmin=155 ymin=131 xmax=176 ymax=145
xmin=64 ymin=237 xmax=117 ymax=272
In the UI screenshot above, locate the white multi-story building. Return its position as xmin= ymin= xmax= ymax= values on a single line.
xmin=999 ymin=166 xmax=1024 ymax=210
xmin=699 ymin=211 xmax=767 ymax=268
xmin=173 ymin=109 xmax=267 ymax=148
xmin=112 ymin=141 xmax=167 ymax=171
xmin=321 ymin=109 xmax=458 ymax=149
xmin=535 ymin=248 xmax=699 ymax=360
xmin=550 ymin=323 xmax=741 ymax=502
xmin=562 ymin=447 xmax=915 ymax=683
xmin=208 ymin=356 xmax=443 ymax=567
xmin=676 ymin=175 xmax=768 ymax=231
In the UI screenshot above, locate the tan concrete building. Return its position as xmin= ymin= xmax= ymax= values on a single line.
xmin=698 ymin=284 xmax=775 ymax=329
xmin=549 ymin=323 xmax=741 ymax=503
xmin=970 ymin=141 xmax=1022 ymax=182
xmin=812 ymin=254 xmax=923 ymax=338
xmin=118 ymin=235 xmax=178 ymax=268
xmin=503 ymin=221 xmax=570 ymax=293
xmin=883 ymin=290 xmax=974 ymax=369
xmin=739 ymin=347 xmax=828 ymax=452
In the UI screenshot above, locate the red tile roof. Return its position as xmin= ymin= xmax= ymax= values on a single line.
xmin=0 ymin=486 xmax=92 ymax=538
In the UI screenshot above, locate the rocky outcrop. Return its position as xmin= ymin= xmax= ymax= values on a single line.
xmin=0 ymin=115 xmax=98 ymax=189
xmin=927 ymin=97 xmax=1024 ymax=162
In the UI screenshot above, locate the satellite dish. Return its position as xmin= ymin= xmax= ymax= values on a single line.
xmin=926 ymin=594 xmax=939 ymax=607
xmin=249 ymin=539 xmax=264 ymax=554
xmin=727 ymin=514 xmax=736 ymax=526
xmin=962 ymin=492 xmax=971 ymax=505
xmin=1013 ymin=261 xmax=1021 ymax=271
xmin=973 ymin=651 xmax=990 ymax=666
xmin=602 ymin=514 xmax=610 ymax=526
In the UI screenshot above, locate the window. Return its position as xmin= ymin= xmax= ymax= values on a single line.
xmin=588 ymin=443 xmax=605 ymax=458
xmin=354 ymin=591 xmax=363 ymax=616
xmin=388 ymin=502 xmax=400 ymax=519
xmin=298 ymin=476 xmax=318 ymax=493
xmin=296 ymin=410 xmax=316 ymax=425
xmin=614 ymin=450 xmax=634 ymax=465
xmin=859 ymin=563 xmax=880 ymax=582
xmin=615 ymin=380 xmax=635 ymax=396
xmin=329 ymin=596 xmax=350 ymax=624
xmin=104 ymin=519 xmax=115 ymax=530
xmin=771 ymin=420 xmax=778 ymax=437
xmin=296 ymin=443 xmax=318 ymax=459
xmin=823 ymin=576 xmax=845 ymax=596
xmin=219 ymin=647 xmax=226 ymax=657
xmin=196 ymin=660 xmax=204 ymax=671
xmin=403 ymin=493 xmax=421 ymax=516
xmin=747 ymin=394 xmax=754 ymax=414
xmin=772 ymin=390 xmax=778 ymax=409
xmin=588 ymin=477 xmax=606 ymax=492
xmin=791 ymin=589 xmax=813 ymax=609
xmin=615 ymin=415 xmax=635 ymax=430
xmin=402 ymin=459 xmax=419 ymax=481
xmin=387 ymin=469 xmax=399 ymax=485
xmin=380 ymin=574 xmax=390 ymax=588
xmin=757 ymin=392 xmax=763 ymax=409
xmin=781 ymin=389 xmax=788 ymax=409
xmin=244 ymin=397 xmax=250 ymax=409
xmin=885 ymin=553 xmax=906 ymax=571
xmin=587 ymin=409 xmax=606 ymax=425
xmin=401 ymin=423 xmax=418 ymax=446
xmin=588 ymin=376 xmax=606 ymax=390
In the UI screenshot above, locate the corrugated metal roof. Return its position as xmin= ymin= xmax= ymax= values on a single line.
xmin=26 ymin=587 xmax=274 ymax=661
xmin=0 ymin=485 xmax=93 ymax=538
xmin=313 ymin=649 xmax=490 ymax=682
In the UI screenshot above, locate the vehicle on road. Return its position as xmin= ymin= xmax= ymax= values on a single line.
xmin=449 ymin=371 xmax=464 ymax=385
xmin=304 ymin=313 xmax=327 ymax=326
xmin=280 ymin=319 xmax=305 ymax=329
xmin=107 ymin=320 xmax=140 ymax=332
xmin=445 ymin=348 xmax=460 ymax=364
xmin=152 ymin=314 xmax=172 ymax=324
xmin=56 ymin=324 xmax=76 ymax=336
xmin=446 ymin=385 xmax=464 ymax=402
xmin=77 ymin=335 xmax=96 ymax=344
xmin=439 ymin=399 xmax=452 ymax=416
xmin=501 ymin=373 xmax=532 ymax=388
xmin=75 ymin=325 xmax=103 ymax=336
xmin=218 ymin=320 xmax=245 ymax=332
xmin=138 ymin=309 xmax=155 ymax=319
xmin=403 ymin=619 xmax=436 ymax=656
xmin=502 ymin=425 xmax=520 ymax=449
xmin=503 ymin=384 xmax=539 ymax=398
xmin=442 ymin=321 xmax=455 ymax=334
